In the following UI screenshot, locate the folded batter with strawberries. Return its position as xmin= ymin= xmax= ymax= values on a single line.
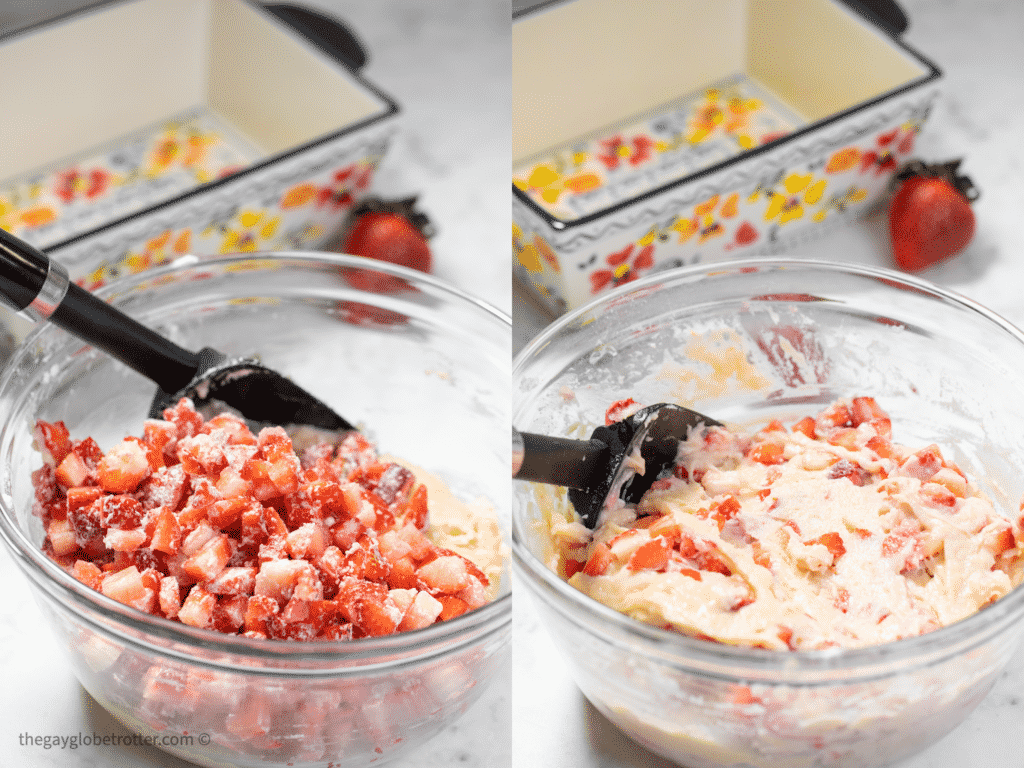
xmin=553 ymin=397 xmax=1024 ymax=650
xmin=32 ymin=399 xmax=503 ymax=641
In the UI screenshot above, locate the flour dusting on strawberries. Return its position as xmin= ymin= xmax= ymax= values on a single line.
xmin=32 ymin=398 xmax=500 ymax=640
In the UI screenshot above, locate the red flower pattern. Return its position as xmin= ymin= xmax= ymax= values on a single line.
xmin=590 ymin=243 xmax=655 ymax=293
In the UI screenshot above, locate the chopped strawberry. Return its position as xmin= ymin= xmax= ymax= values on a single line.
xmin=177 ymin=584 xmax=216 ymax=628
xmin=48 ymin=519 xmax=78 ymax=557
xmin=748 ymin=441 xmax=785 ymax=465
xmin=627 ymin=537 xmax=671 ymax=571
xmin=101 ymin=565 xmax=157 ymax=612
xmin=98 ymin=439 xmax=152 ymax=493
xmin=417 ymin=555 xmax=472 ymax=594
xmin=582 ymin=543 xmax=613 ymax=576
xmin=34 ymin=420 xmax=72 ymax=467
xmin=182 ymin=534 xmax=231 ymax=581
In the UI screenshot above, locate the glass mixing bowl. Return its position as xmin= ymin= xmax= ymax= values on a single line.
xmin=0 ymin=252 xmax=511 ymax=768
xmin=512 ymin=258 xmax=1024 ymax=768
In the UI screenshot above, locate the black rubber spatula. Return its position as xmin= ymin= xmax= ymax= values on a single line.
xmin=0 ymin=227 xmax=354 ymax=432
xmin=513 ymin=404 xmax=722 ymax=528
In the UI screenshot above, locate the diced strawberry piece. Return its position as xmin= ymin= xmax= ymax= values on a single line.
xmin=921 ymin=482 xmax=957 ymax=507
xmin=695 ymin=547 xmax=732 ymax=576
xmin=162 ymin=398 xmax=203 ymax=439
xmin=396 ymin=523 xmax=432 ymax=561
xmin=177 ymin=584 xmax=216 ymax=628
xmin=748 ymin=442 xmax=785 ymax=465
xmin=806 ymin=532 xmax=846 ymax=560
xmin=986 ymin=526 xmax=1016 ymax=557
xmin=627 ymin=537 xmax=671 ymax=571
xmin=397 ymin=589 xmax=444 ymax=631
xmin=564 ymin=558 xmax=585 ymax=578
xmin=67 ymin=498 xmax=106 ymax=551
xmin=256 ymin=426 xmax=297 ymax=464
xmin=98 ymin=494 xmax=144 ymax=529
xmin=34 ymin=420 xmax=72 ymax=466
xmin=182 ymin=534 xmax=231 ymax=581
xmin=70 ymin=559 xmax=103 ymax=590
xmin=254 ymin=558 xmax=314 ymax=604
xmin=416 ymin=555 xmax=471 ymax=595
xmin=56 ymin=451 xmax=90 ymax=489
xmin=400 ymin=484 xmax=429 ymax=530
xmin=181 ymin=520 xmax=218 ymax=557
xmin=867 ymin=435 xmax=898 ymax=460
xmin=318 ymin=622 xmax=354 ymax=641
xmin=329 ymin=517 xmax=365 ymax=552
xmin=207 ymin=497 xmax=250 ymax=529
xmin=135 ymin=464 xmax=189 ymax=513
xmin=828 ymin=459 xmax=870 ymax=486
xmin=816 ymin=402 xmax=853 ymax=429
xmin=97 ymin=439 xmax=152 ymax=493
xmin=711 ymin=496 xmax=741 ymax=532
xmin=101 ymin=565 xmax=157 ymax=612
xmin=286 ymin=521 xmax=328 ymax=560
xmin=901 ymin=445 xmax=944 ymax=481
xmin=341 ymin=534 xmax=390 ymax=582
xmin=850 ymin=396 xmax=892 ymax=438
xmin=268 ymin=457 xmax=300 ymax=495
xmin=206 ymin=566 xmax=257 ymax=596
xmin=437 ymin=595 xmax=470 ymax=621
xmin=389 ymin=555 xmax=419 ymax=590
xmin=377 ymin=529 xmax=413 ymax=564
xmin=374 ymin=464 xmax=415 ymax=505
xmin=48 ymin=519 xmax=79 ymax=556
xmin=104 ymin=527 xmax=148 ymax=552
xmin=240 ymin=458 xmax=280 ymax=501
xmin=159 ymin=575 xmax=181 ymax=618
xmin=583 ymin=543 xmax=613 ymax=576
xmin=212 ymin=594 xmax=247 ymax=634
xmin=929 ymin=467 xmax=967 ymax=498
xmin=176 ymin=433 xmax=228 ymax=476
xmin=202 ymin=412 xmax=256 ymax=445
xmin=176 ymin=478 xmax=220 ymax=531
xmin=243 ymin=594 xmax=279 ymax=634
xmin=791 ymin=416 xmax=817 ymax=438
xmin=604 ymin=398 xmax=639 ymax=425
xmin=828 ymin=428 xmax=860 ymax=450
xmin=257 ymin=534 xmax=288 ymax=564
xmin=336 ymin=580 xmax=401 ymax=637
xmin=149 ymin=506 xmax=182 ymax=555
xmin=215 ymin=466 xmax=251 ymax=500
xmin=143 ymin=418 xmax=177 ymax=457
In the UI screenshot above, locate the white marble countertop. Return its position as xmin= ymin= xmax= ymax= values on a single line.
xmin=513 ymin=1 xmax=1024 ymax=766
xmin=0 ymin=1 xmax=511 ymax=767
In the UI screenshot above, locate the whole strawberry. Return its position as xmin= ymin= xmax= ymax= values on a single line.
xmin=335 ymin=196 xmax=434 ymax=292
xmin=888 ymin=159 xmax=979 ymax=272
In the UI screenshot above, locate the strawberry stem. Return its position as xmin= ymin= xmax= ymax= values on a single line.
xmin=893 ymin=159 xmax=979 ymax=202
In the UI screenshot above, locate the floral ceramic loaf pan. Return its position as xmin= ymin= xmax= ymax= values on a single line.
xmin=0 ymin=0 xmax=398 ymax=291
xmin=512 ymin=0 xmax=941 ymax=314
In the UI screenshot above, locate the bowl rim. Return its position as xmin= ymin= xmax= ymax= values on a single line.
xmin=0 ymin=250 xmax=512 ymax=671
xmin=511 ymin=256 xmax=1024 ymax=678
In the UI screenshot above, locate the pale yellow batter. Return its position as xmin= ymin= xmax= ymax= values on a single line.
xmin=554 ymin=398 xmax=1024 ymax=649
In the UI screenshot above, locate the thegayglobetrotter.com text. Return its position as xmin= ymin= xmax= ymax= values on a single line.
xmin=19 ymin=731 xmax=211 ymax=749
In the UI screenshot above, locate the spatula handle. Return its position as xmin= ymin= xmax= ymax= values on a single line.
xmin=512 ymin=428 xmax=610 ymax=489
xmin=0 ymin=227 xmax=201 ymax=394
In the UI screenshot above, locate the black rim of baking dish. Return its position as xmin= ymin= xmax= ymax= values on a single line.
xmin=0 ymin=0 xmax=400 ymax=257
xmin=511 ymin=0 xmax=942 ymax=232
xmin=511 ymin=257 xmax=1024 ymax=684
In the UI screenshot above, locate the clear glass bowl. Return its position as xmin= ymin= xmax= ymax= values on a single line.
xmin=512 ymin=258 xmax=1024 ymax=768
xmin=0 ymin=252 xmax=511 ymax=768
